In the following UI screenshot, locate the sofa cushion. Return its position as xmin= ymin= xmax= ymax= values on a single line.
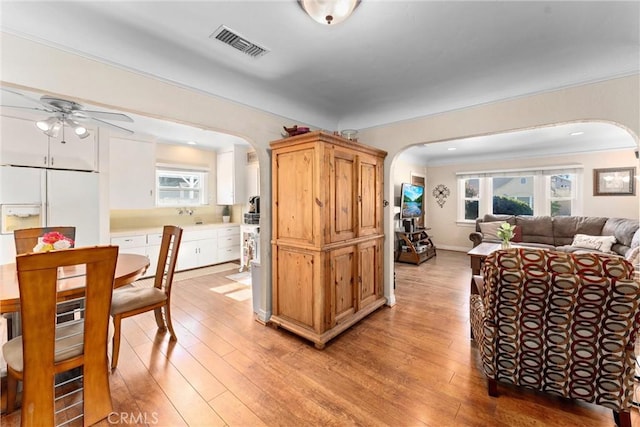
xmin=602 ymin=217 xmax=639 ymax=247
xmin=478 ymin=221 xmax=505 ymax=242
xmin=515 ymin=215 xmax=554 ymax=245
xmin=552 ymin=216 xmax=607 ymax=246
xmin=476 ymin=214 xmax=515 ymax=232
xmin=571 ymin=234 xmax=616 ymax=253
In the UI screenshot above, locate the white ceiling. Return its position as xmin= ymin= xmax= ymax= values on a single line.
xmin=1 ymin=1 xmax=638 ymax=157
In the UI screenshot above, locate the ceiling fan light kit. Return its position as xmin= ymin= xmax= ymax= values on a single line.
xmin=36 ymin=115 xmax=91 ymax=139
xmin=1 ymin=88 xmax=134 ymax=140
xmin=298 ymin=0 xmax=360 ymax=25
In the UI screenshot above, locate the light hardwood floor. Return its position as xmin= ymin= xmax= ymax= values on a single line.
xmin=2 ymin=250 xmax=638 ymax=426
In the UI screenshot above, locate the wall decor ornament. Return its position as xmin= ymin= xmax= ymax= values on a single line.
xmin=432 ymin=184 xmax=450 ymax=208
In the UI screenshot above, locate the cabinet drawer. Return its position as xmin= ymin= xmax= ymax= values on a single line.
xmin=217 ymin=246 xmax=240 ymax=262
xmin=217 ymin=235 xmax=238 ymax=248
xmin=217 ymin=226 xmax=239 ymax=237
xmin=147 ymin=233 xmax=164 ymax=245
xmin=182 ymin=229 xmax=217 ymax=241
xmin=111 ymin=235 xmax=147 ymax=248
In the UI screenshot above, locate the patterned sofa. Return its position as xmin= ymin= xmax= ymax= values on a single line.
xmin=470 ymin=248 xmax=639 ymax=427
xmin=469 ymin=214 xmax=640 ymax=259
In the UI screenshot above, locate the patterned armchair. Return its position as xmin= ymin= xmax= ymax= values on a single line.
xmin=470 ymin=248 xmax=639 ymax=427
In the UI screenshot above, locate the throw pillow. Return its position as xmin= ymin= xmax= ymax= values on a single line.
xmin=512 ymin=225 xmax=523 ymax=243
xmin=479 ymin=221 xmax=506 ymax=240
xmin=626 ymin=246 xmax=640 ymax=268
xmin=571 ymin=234 xmax=617 ymax=253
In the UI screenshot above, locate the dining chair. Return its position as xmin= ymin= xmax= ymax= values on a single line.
xmin=2 ymin=245 xmax=118 ymax=426
xmin=110 ymin=225 xmax=183 ymax=370
xmin=13 ymin=226 xmax=79 ymax=326
xmin=13 ymin=226 xmax=76 ymax=254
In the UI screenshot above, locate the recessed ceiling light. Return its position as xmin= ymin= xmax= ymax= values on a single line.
xmin=447 ymin=147 xmax=457 ymax=151
xmin=570 ymin=131 xmax=584 ymax=136
xmin=187 ymin=141 xmax=197 ymax=145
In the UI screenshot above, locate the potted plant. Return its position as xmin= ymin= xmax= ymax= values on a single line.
xmin=496 ymin=222 xmax=516 ymax=249
xmin=222 ymin=205 xmax=231 ymax=223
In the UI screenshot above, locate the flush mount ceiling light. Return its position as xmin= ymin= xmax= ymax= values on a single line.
xmin=298 ymin=0 xmax=361 ymax=25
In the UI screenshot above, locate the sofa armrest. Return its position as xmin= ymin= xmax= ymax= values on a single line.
xmin=469 ymin=231 xmax=483 ymax=247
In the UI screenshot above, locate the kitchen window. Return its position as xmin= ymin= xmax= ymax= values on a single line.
xmin=156 ymin=167 xmax=208 ymax=207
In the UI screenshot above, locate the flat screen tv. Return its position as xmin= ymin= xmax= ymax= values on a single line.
xmin=400 ymin=183 xmax=424 ymax=219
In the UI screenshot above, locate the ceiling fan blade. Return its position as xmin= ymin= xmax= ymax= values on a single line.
xmin=88 ymin=117 xmax=134 ymax=135
xmin=0 ymin=105 xmax=54 ymax=114
xmin=80 ymin=109 xmax=134 ymax=122
xmin=1 ymin=87 xmax=56 ymax=111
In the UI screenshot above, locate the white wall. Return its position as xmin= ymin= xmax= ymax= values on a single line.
xmin=2 ymin=32 xmax=638 ymax=314
xmin=425 ymin=149 xmax=640 ymax=252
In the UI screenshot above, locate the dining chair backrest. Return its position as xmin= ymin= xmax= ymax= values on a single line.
xmin=14 ymin=226 xmax=76 ymax=255
xmin=16 ymin=245 xmax=118 ymax=425
xmin=153 ymin=225 xmax=183 ymax=295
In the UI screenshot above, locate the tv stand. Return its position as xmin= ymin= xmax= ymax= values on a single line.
xmin=395 ymin=228 xmax=436 ymax=265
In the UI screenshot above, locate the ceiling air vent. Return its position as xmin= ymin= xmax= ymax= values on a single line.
xmin=210 ymin=25 xmax=269 ymax=58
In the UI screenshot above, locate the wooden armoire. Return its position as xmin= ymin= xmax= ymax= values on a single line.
xmin=270 ymin=131 xmax=387 ymax=349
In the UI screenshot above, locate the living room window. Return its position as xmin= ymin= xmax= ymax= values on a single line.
xmin=457 ymin=166 xmax=582 ymax=222
xmin=156 ymin=166 xmax=209 ymax=207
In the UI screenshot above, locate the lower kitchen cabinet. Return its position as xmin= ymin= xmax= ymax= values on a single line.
xmin=176 ymin=229 xmax=217 ymax=271
xmin=111 ymin=224 xmax=241 ymax=276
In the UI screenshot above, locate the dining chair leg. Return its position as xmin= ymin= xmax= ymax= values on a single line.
xmin=6 ymin=369 xmax=17 ymax=413
xmin=153 ymin=308 xmax=166 ymax=331
xmin=111 ymin=316 xmax=122 ymax=371
xmin=165 ymin=305 xmax=177 ymax=341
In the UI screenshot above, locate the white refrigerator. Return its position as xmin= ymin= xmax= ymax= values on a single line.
xmin=0 ymin=165 xmax=99 ymax=264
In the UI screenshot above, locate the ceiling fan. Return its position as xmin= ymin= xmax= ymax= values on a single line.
xmin=0 ymin=87 xmax=134 ymax=139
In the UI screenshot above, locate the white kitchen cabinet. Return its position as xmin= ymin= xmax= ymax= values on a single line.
xmin=246 ymin=161 xmax=260 ymax=198
xmin=216 ymin=145 xmax=246 ymax=205
xmin=109 ymin=137 xmax=156 ymax=209
xmin=0 ymin=115 xmax=97 ymax=171
xmin=176 ymin=229 xmax=218 ymax=271
xmin=217 ymin=225 xmax=241 ymax=263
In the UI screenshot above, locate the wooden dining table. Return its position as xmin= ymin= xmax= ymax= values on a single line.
xmin=0 ymin=253 xmax=150 ymax=314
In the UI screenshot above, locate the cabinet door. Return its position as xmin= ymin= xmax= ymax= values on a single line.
xmin=217 ymin=145 xmax=247 ymax=205
xmin=246 ymin=162 xmax=260 ymax=198
xmin=329 ymin=245 xmax=356 ymax=326
xmin=0 ymin=116 xmax=49 ymax=167
xmin=273 ymin=146 xmax=317 ymax=245
xmin=357 ymin=154 xmax=383 ymax=237
xmin=49 ymin=129 xmax=97 ymax=171
xmin=357 ymin=238 xmax=383 ymax=310
xmin=330 ymin=149 xmax=357 ymax=242
xmin=198 ymin=238 xmax=218 ymax=266
xmin=109 ymin=138 xmax=156 ymax=209
xmin=176 ymin=240 xmax=199 ymax=271
xmin=272 ymin=246 xmax=320 ymax=332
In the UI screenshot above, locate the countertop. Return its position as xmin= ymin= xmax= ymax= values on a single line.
xmin=110 ymin=222 xmax=242 ymax=237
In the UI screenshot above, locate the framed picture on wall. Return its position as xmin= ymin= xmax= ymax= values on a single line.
xmin=593 ymin=167 xmax=636 ymax=196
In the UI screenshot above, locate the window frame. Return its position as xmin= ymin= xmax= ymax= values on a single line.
xmin=155 ymin=166 xmax=209 ymax=207
xmin=456 ymin=165 xmax=583 ymax=223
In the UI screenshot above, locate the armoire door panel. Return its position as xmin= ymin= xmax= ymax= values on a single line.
xmin=330 ymin=246 xmax=356 ymax=325
xmin=358 ymin=155 xmax=382 ymax=237
xmin=358 ymin=239 xmax=382 ymax=309
xmin=275 ymin=247 xmax=316 ymax=328
xmin=275 ymin=149 xmax=316 ymax=244
xmin=331 ymin=150 xmax=357 ymax=242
